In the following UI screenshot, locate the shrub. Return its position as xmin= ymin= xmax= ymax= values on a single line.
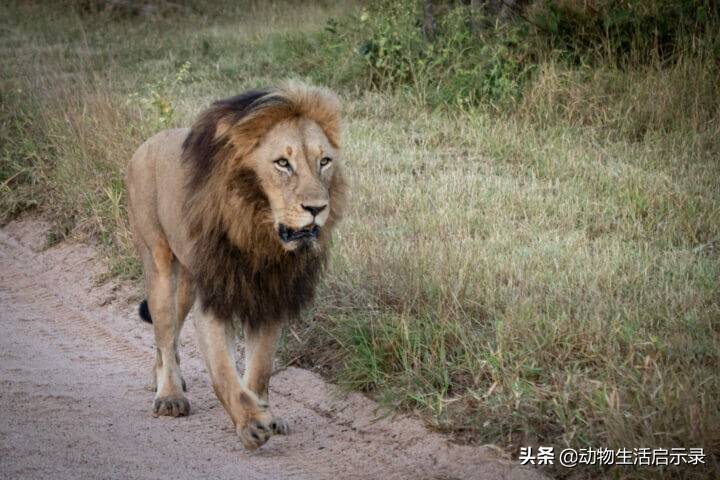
xmin=283 ymin=0 xmax=719 ymax=117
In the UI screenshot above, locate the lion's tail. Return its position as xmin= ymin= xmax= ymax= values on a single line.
xmin=138 ymin=299 xmax=152 ymax=324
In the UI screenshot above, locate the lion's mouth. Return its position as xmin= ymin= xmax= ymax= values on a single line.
xmin=278 ymin=224 xmax=320 ymax=243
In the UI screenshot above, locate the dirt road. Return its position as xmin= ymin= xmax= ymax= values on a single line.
xmin=0 ymin=218 xmax=546 ymax=480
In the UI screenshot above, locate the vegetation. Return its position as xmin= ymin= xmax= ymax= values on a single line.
xmin=1 ymin=1 xmax=718 ymax=478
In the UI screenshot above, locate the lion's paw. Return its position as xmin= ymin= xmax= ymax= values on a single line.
xmin=153 ymin=395 xmax=190 ymax=417
xmin=270 ymin=417 xmax=289 ymax=435
xmin=236 ymin=416 xmax=277 ymax=451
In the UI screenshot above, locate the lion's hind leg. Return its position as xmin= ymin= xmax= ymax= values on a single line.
xmin=143 ymin=239 xmax=190 ymax=417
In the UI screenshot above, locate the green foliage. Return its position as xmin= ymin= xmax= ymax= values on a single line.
xmin=128 ymin=61 xmax=193 ymax=127
xmin=358 ymin=2 xmax=532 ymax=106
xmin=286 ymin=0 xmax=533 ymax=107
xmin=282 ymin=0 xmax=719 ymax=111
xmin=0 ymin=106 xmax=44 ymax=222
xmin=533 ymin=0 xmax=719 ymax=65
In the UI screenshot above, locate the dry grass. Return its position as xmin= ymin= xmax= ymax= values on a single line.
xmin=1 ymin=2 xmax=718 ymax=478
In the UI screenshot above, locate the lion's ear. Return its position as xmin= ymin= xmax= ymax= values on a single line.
xmin=214 ymin=119 xmax=258 ymax=164
xmin=214 ymin=119 xmax=233 ymax=141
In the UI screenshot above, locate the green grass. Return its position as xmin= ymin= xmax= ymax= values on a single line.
xmin=1 ymin=2 xmax=718 ymax=478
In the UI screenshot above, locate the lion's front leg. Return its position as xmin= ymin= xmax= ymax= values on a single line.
xmin=243 ymin=322 xmax=288 ymax=435
xmin=193 ymin=308 xmax=276 ymax=450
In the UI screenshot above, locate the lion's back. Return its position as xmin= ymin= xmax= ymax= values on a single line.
xmin=126 ymin=127 xmax=193 ymax=263
xmin=128 ymin=128 xmax=190 ymax=175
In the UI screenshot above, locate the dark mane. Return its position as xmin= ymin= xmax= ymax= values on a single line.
xmin=180 ymin=84 xmax=344 ymax=329
xmin=182 ymin=89 xmax=271 ymax=192
xmin=191 ymin=217 xmax=326 ymax=329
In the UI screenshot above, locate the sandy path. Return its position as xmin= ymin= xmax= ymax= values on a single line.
xmin=0 ymin=218 xmax=546 ymax=480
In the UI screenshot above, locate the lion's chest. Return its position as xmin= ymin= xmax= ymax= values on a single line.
xmin=192 ymin=239 xmax=325 ymax=329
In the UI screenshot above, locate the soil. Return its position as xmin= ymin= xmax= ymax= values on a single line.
xmin=0 ymin=217 xmax=547 ymax=480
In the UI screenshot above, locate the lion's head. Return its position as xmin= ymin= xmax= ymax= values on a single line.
xmin=184 ymin=81 xmax=346 ymax=254
xmin=182 ymin=82 xmax=347 ymax=327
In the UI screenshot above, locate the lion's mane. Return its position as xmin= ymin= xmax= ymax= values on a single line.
xmin=182 ymin=83 xmax=346 ymax=329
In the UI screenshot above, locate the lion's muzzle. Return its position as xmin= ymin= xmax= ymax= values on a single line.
xmin=278 ymin=224 xmax=320 ymax=243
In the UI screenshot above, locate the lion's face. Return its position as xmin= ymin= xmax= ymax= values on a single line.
xmin=246 ymin=117 xmax=338 ymax=251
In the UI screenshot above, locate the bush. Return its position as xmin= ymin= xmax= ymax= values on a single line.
xmin=283 ymin=0 xmax=719 ymax=117
xmin=276 ymin=0 xmax=533 ymax=107
xmin=530 ymin=0 xmax=720 ymax=66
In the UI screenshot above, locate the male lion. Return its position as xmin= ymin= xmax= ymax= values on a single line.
xmin=126 ymin=82 xmax=346 ymax=450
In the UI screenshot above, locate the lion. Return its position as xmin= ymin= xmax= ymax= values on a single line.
xmin=126 ymin=81 xmax=346 ymax=450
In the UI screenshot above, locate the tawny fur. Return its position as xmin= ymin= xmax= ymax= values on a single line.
xmin=126 ymin=81 xmax=346 ymax=449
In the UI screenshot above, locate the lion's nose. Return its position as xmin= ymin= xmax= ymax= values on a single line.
xmin=302 ymin=204 xmax=327 ymax=217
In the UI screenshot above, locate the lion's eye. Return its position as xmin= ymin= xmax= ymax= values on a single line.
xmin=274 ymin=158 xmax=291 ymax=171
xmin=319 ymin=157 xmax=332 ymax=168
